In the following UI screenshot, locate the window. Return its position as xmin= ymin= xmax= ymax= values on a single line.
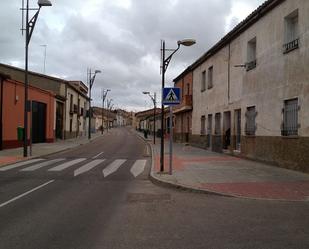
xmin=69 ymin=94 xmax=73 ymax=113
xmin=247 ymin=37 xmax=257 ymax=71
xmin=207 ymin=66 xmax=213 ymax=89
xmin=200 ymin=115 xmax=206 ymax=135
xmin=215 ymin=113 xmax=221 ymax=135
xmin=201 ymin=71 xmax=206 ymax=92
xmin=245 ymin=106 xmax=257 ymax=136
xmin=69 ymin=118 xmax=73 ymax=133
xmin=284 ymin=10 xmax=299 ymax=53
xmin=187 ymin=83 xmax=190 ymax=95
xmin=282 ymin=98 xmax=299 ymax=136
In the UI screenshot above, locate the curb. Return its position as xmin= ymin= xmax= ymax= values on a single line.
xmin=147 ymin=143 xmax=232 ymax=198
xmin=136 ymin=131 xmax=309 ymax=202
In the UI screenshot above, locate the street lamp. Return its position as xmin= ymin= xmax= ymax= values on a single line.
xmin=143 ymin=91 xmax=157 ymax=144
xmin=88 ymin=69 xmax=101 ymax=140
xmin=22 ymin=0 xmax=52 ymax=157
xmin=107 ymin=99 xmax=113 ymax=131
xmin=160 ymin=39 xmax=196 ymax=172
xmin=102 ymin=89 xmax=110 ymax=134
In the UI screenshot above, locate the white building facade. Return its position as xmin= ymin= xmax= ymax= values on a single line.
xmin=191 ymin=0 xmax=309 ymax=172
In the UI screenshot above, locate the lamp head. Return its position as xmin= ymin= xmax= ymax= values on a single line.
xmin=38 ymin=0 xmax=52 ymax=7
xmin=142 ymin=91 xmax=150 ymax=95
xmin=177 ymin=39 xmax=196 ymax=47
xmin=95 ymin=70 xmax=101 ymax=74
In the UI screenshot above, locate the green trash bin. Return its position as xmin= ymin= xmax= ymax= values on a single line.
xmin=17 ymin=127 xmax=24 ymax=141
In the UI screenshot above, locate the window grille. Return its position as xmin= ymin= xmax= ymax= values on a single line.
xmin=245 ymin=106 xmax=257 ymax=135
xmin=282 ymin=98 xmax=298 ymax=136
xmin=200 ymin=115 xmax=206 ymax=135
xmin=215 ymin=113 xmax=221 ymax=135
xmin=284 ymin=10 xmax=299 ymax=54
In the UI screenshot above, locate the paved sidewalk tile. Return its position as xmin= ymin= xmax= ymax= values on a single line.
xmin=148 ymin=136 xmax=309 ymax=201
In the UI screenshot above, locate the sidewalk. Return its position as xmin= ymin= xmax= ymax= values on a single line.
xmin=0 ymin=132 xmax=104 ymax=167
xmin=137 ymin=131 xmax=309 ymax=201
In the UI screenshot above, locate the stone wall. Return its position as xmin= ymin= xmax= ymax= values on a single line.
xmin=241 ymin=136 xmax=309 ymax=173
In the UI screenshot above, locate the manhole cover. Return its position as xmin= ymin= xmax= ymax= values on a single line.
xmin=127 ymin=193 xmax=171 ymax=203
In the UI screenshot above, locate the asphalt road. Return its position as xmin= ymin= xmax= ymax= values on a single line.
xmin=0 ymin=127 xmax=308 ymax=249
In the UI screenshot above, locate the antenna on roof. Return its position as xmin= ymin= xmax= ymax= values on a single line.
xmin=21 ymin=0 xmax=25 ymax=35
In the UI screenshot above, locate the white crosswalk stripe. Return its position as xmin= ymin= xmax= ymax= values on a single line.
xmin=130 ymin=159 xmax=147 ymax=177
xmin=0 ymin=158 xmax=147 ymax=177
xmin=74 ymin=159 xmax=105 ymax=176
xmin=48 ymin=158 xmax=86 ymax=171
xmin=103 ymin=159 xmax=126 ymax=177
xmin=20 ymin=158 xmax=65 ymax=171
xmin=0 ymin=159 xmax=45 ymax=171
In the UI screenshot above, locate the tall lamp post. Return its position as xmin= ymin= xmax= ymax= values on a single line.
xmin=160 ymin=39 xmax=195 ymax=172
xmin=143 ymin=91 xmax=156 ymax=144
xmin=22 ymin=0 xmax=52 ymax=157
xmin=107 ymin=99 xmax=113 ymax=131
xmin=88 ymin=69 xmax=101 ymax=140
xmin=102 ymin=89 xmax=110 ymax=134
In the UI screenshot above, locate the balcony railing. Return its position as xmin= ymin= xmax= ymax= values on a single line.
xmin=283 ymin=38 xmax=299 ymax=54
xmin=246 ymin=60 xmax=256 ymax=71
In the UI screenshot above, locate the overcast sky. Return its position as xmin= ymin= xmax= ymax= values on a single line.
xmin=1 ymin=0 xmax=264 ymax=112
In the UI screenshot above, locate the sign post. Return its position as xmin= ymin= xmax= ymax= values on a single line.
xmin=162 ymin=87 xmax=180 ymax=175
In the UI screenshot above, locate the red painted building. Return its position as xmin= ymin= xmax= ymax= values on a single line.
xmin=0 ymin=74 xmax=55 ymax=149
xmin=173 ymin=66 xmax=193 ymax=143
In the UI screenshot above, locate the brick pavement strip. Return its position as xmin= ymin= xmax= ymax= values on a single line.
xmin=200 ymin=182 xmax=309 ymax=201
xmin=143 ymin=131 xmax=309 ymax=202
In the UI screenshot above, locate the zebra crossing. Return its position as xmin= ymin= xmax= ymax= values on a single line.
xmin=0 ymin=158 xmax=148 ymax=178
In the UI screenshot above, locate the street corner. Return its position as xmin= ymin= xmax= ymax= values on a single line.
xmin=0 ymin=156 xmax=24 ymax=167
xmin=199 ymin=181 xmax=309 ymax=201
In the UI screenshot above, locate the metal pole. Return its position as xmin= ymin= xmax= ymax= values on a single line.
xmin=169 ymin=105 xmax=173 ymax=175
xmin=29 ymin=101 xmax=32 ymax=156
xmin=23 ymin=0 xmax=29 ymax=157
xmin=160 ymin=40 xmax=165 ymax=172
xmin=153 ymin=93 xmax=156 ymax=145
xmin=43 ymin=45 xmax=46 ymax=74
xmin=88 ymin=69 xmax=92 ymax=140
xmin=101 ymin=89 xmax=104 ymax=134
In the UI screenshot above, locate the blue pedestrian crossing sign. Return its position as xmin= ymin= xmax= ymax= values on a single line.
xmin=162 ymin=87 xmax=181 ymax=105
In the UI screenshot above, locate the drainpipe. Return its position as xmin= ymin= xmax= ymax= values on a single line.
xmin=228 ymin=43 xmax=231 ymax=104
xmin=0 ymin=77 xmax=3 ymax=150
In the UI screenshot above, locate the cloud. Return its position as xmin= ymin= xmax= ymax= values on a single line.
xmin=0 ymin=0 xmax=264 ymax=111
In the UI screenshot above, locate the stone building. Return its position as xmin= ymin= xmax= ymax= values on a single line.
xmin=188 ymin=0 xmax=308 ymax=172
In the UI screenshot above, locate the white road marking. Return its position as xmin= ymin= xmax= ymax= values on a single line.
xmin=130 ymin=160 xmax=147 ymax=177
xmin=48 ymin=158 xmax=86 ymax=171
xmin=0 ymin=159 xmax=45 ymax=171
xmin=0 ymin=180 xmax=55 ymax=208
xmin=92 ymin=152 xmax=104 ymax=159
xmin=20 ymin=158 xmax=65 ymax=171
xmin=103 ymin=159 xmax=126 ymax=177
xmin=74 ymin=159 xmax=105 ymax=176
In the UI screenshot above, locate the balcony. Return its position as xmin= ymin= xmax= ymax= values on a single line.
xmin=246 ymin=60 xmax=256 ymax=71
xmin=283 ymin=38 xmax=299 ymax=54
xmin=173 ymin=95 xmax=192 ymax=114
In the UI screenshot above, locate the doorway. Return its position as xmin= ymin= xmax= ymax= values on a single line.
xmin=207 ymin=114 xmax=212 ymax=149
xmin=32 ymin=101 xmax=46 ymax=143
xmin=223 ymin=111 xmax=231 ymax=150
xmin=235 ymin=109 xmax=241 ymax=151
xmin=56 ymin=101 xmax=64 ymax=139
